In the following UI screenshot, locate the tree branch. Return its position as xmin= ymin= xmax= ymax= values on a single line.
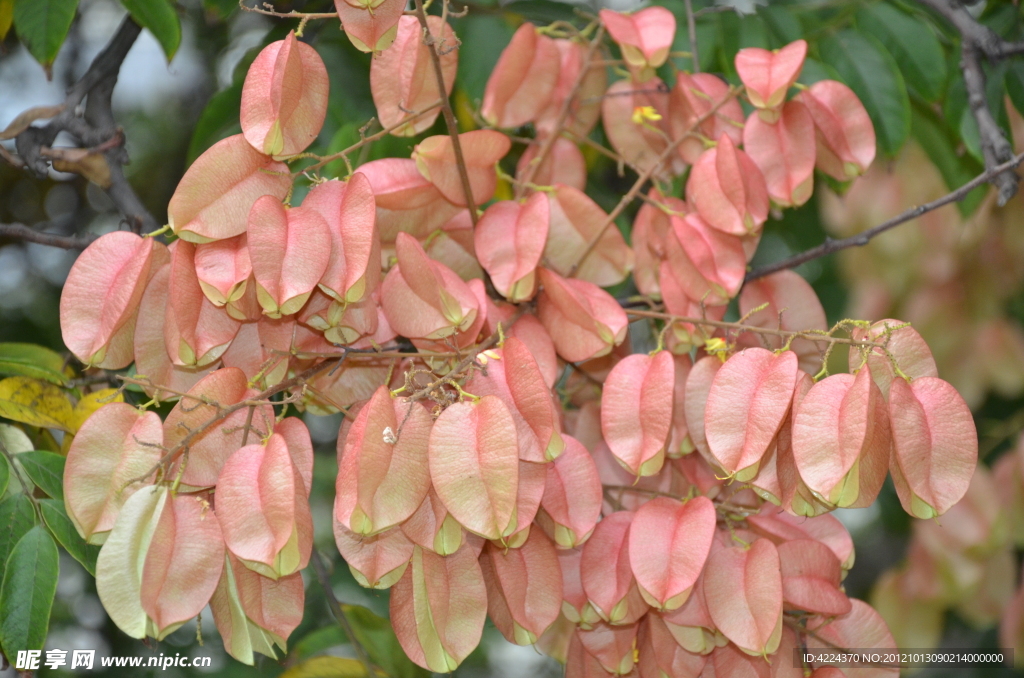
xmin=745 ymin=151 xmax=1024 ymax=281
xmin=411 ymin=0 xmax=480 ymax=225
xmin=623 ymin=307 xmax=882 ymax=349
xmin=310 ymin=549 xmax=376 ymax=678
xmin=239 ymin=0 xmax=338 ymax=19
xmin=0 ymin=223 xmax=97 ymax=249
xmin=302 ymin=100 xmax=443 ymax=174
xmin=569 ymin=85 xmax=743 ymax=275
xmin=961 ymin=44 xmax=1018 ymax=203
xmin=9 ymin=16 xmax=159 ymax=237
xmin=684 ymin=0 xmax=699 ymax=73
xmin=515 ymin=25 xmax=605 ymax=198
xmin=915 ymin=0 xmax=1024 ymax=59
xmin=916 ymin=0 xmax=1019 ymax=203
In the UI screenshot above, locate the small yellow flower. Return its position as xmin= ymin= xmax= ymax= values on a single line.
xmin=704 ymin=337 xmax=729 ymax=361
xmin=631 ymin=105 xmax=663 ymax=125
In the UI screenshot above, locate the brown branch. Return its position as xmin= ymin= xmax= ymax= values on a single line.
xmin=309 ymin=549 xmax=377 ymax=677
xmin=623 ymin=307 xmax=881 ymax=349
xmin=411 ymin=0 xmax=479 ymax=225
xmin=404 ymin=306 xmax=529 ymax=403
xmin=0 ymin=223 xmax=97 ymax=249
xmin=11 ymin=16 xmax=158 ymax=235
xmin=569 ymin=85 xmax=743 ymax=275
xmin=516 ymin=25 xmax=606 ymax=198
xmin=302 ymin=100 xmax=443 ymax=174
xmin=745 ymin=151 xmax=1024 ymax=281
xmin=239 ymin=0 xmax=338 ymax=19
xmin=962 ymin=45 xmax=1018 ymax=203
xmin=119 ymin=355 xmax=347 ymax=488
xmin=683 ymin=0 xmax=699 ymax=73
xmin=916 ymin=0 xmax=1019 ymax=204
xmin=915 ymin=0 xmax=1024 ymax=59
xmin=564 ymin=129 xmax=628 ymax=166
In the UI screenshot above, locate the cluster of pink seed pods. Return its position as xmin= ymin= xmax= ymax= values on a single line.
xmin=55 ymin=6 xmax=979 ymax=676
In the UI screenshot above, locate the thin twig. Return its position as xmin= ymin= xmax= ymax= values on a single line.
xmin=569 ymin=85 xmax=743 ymax=275
xmin=0 ymin=440 xmax=41 ymax=521
xmin=239 ymin=0 xmax=338 ymax=19
xmin=516 ymin=25 xmax=606 ymax=198
xmin=302 ymin=100 xmax=444 ymax=174
xmin=0 ymin=223 xmax=97 ymax=249
xmin=915 ymin=0 xmax=1024 ymax=59
xmin=623 ymin=308 xmax=881 ymax=348
xmin=119 ymin=356 xmax=345 ymax=487
xmin=404 ymin=306 xmax=530 ymax=404
xmin=745 ymin=151 xmax=1024 ymax=281
xmin=683 ymin=0 xmax=699 ymax=73
xmin=564 ymin=129 xmax=628 ymax=165
xmin=12 ymin=16 xmax=158 ymax=234
xmin=916 ymin=0 xmax=1019 ymax=203
xmin=411 ymin=0 xmax=479 ymax=225
xmin=962 ymin=45 xmax=1018 ymax=203
xmin=310 ymin=549 xmax=377 ymax=677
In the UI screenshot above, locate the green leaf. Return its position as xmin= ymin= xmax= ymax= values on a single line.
xmin=798 ymin=57 xmax=840 ymax=87
xmin=0 ymin=493 xmax=35 ymax=573
xmin=322 ymin=123 xmax=361 ymax=179
xmin=911 ymin=102 xmax=986 ymax=216
xmin=717 ymin=11 xmax=769 ymax=79
xmin=280 ymin=656 xmax=375 ymax=678
xmin=291 ymin=625 xmax=349 ymax=661
xmin=1005 ymin=61 xmax=1024 ymax=119
xmin=502 ymin=0 xmax=578 ymax=24
xmin=757 ymin=4 xmax=803 ymax=47
xmin=0 ymin=423 xmax=33 ymax=455
xmin=856 ymin=4 xmax=946 ymax=102
xmin=184 ymin=82 xmax=239 ymax=164
xmin=956 ymin=61 xmax=1010 ymax=165
xmin=0 ymin=525 xmax=59 ymax=656
xmin=294 ymin=606 xmax=427 ymax=677
xmin=203 ymin=0 xmax=237 ymax=20
xmin=821 ymin=30 xmax=911 ymax=157
xmin=0 ymin=343 xmax=70 ymax=387
xmin=0 ymin=454 xmax=8 ymax=499
xmin=120 ymin=0 xmax=181 ymax=61
xmin=662 ymin=0 xmax=719 ymax=73
xmin=17 ymin=451 xmax=64 ymax=500
xmin=12 ymin=0 xmax=78 ymax=71
xmin=454 ymin=15 xmax=514 ymax=101
xmin=343 ymin=604 xmax=429 ymax=678
xmin=39 ymin=499 xmax=98 ymax=575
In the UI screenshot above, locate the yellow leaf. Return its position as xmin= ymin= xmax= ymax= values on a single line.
xmin=0 ymin=377 xmax=75 ymax=432
xmin=280 ymin=657 xmax=378 ymax=678
xmin=0 ymin=0 xmax=12 ymax=41
xmin=454 ymin=89 xmax=477 ymax=134
xmin=71 ymin=388 xmax=124 ymax=433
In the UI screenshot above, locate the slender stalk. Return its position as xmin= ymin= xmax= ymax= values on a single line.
xmin=411 ymin=0 xmax=479 ymax=224
xmin=301 ymin=100 xmax=443 ymax=174
xmin=239 ymin=0 xmax=338 ymax=19
xmin=310 ymin=549 xmax=377 ymax=677
xmin=569 ymin=86 xmax=743 ymax=275
xmin=623 ymin=307 xmax=880 ymax=349
xmin=0 ymin=223 xmax=96 ymax=250
xmin=516 ymin=26 xmax=606 ymax=198
xmin=684 ymin=0 xmax=699 ymax=72
xmin=745 ymin=151 xmax=1024 ymax=281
